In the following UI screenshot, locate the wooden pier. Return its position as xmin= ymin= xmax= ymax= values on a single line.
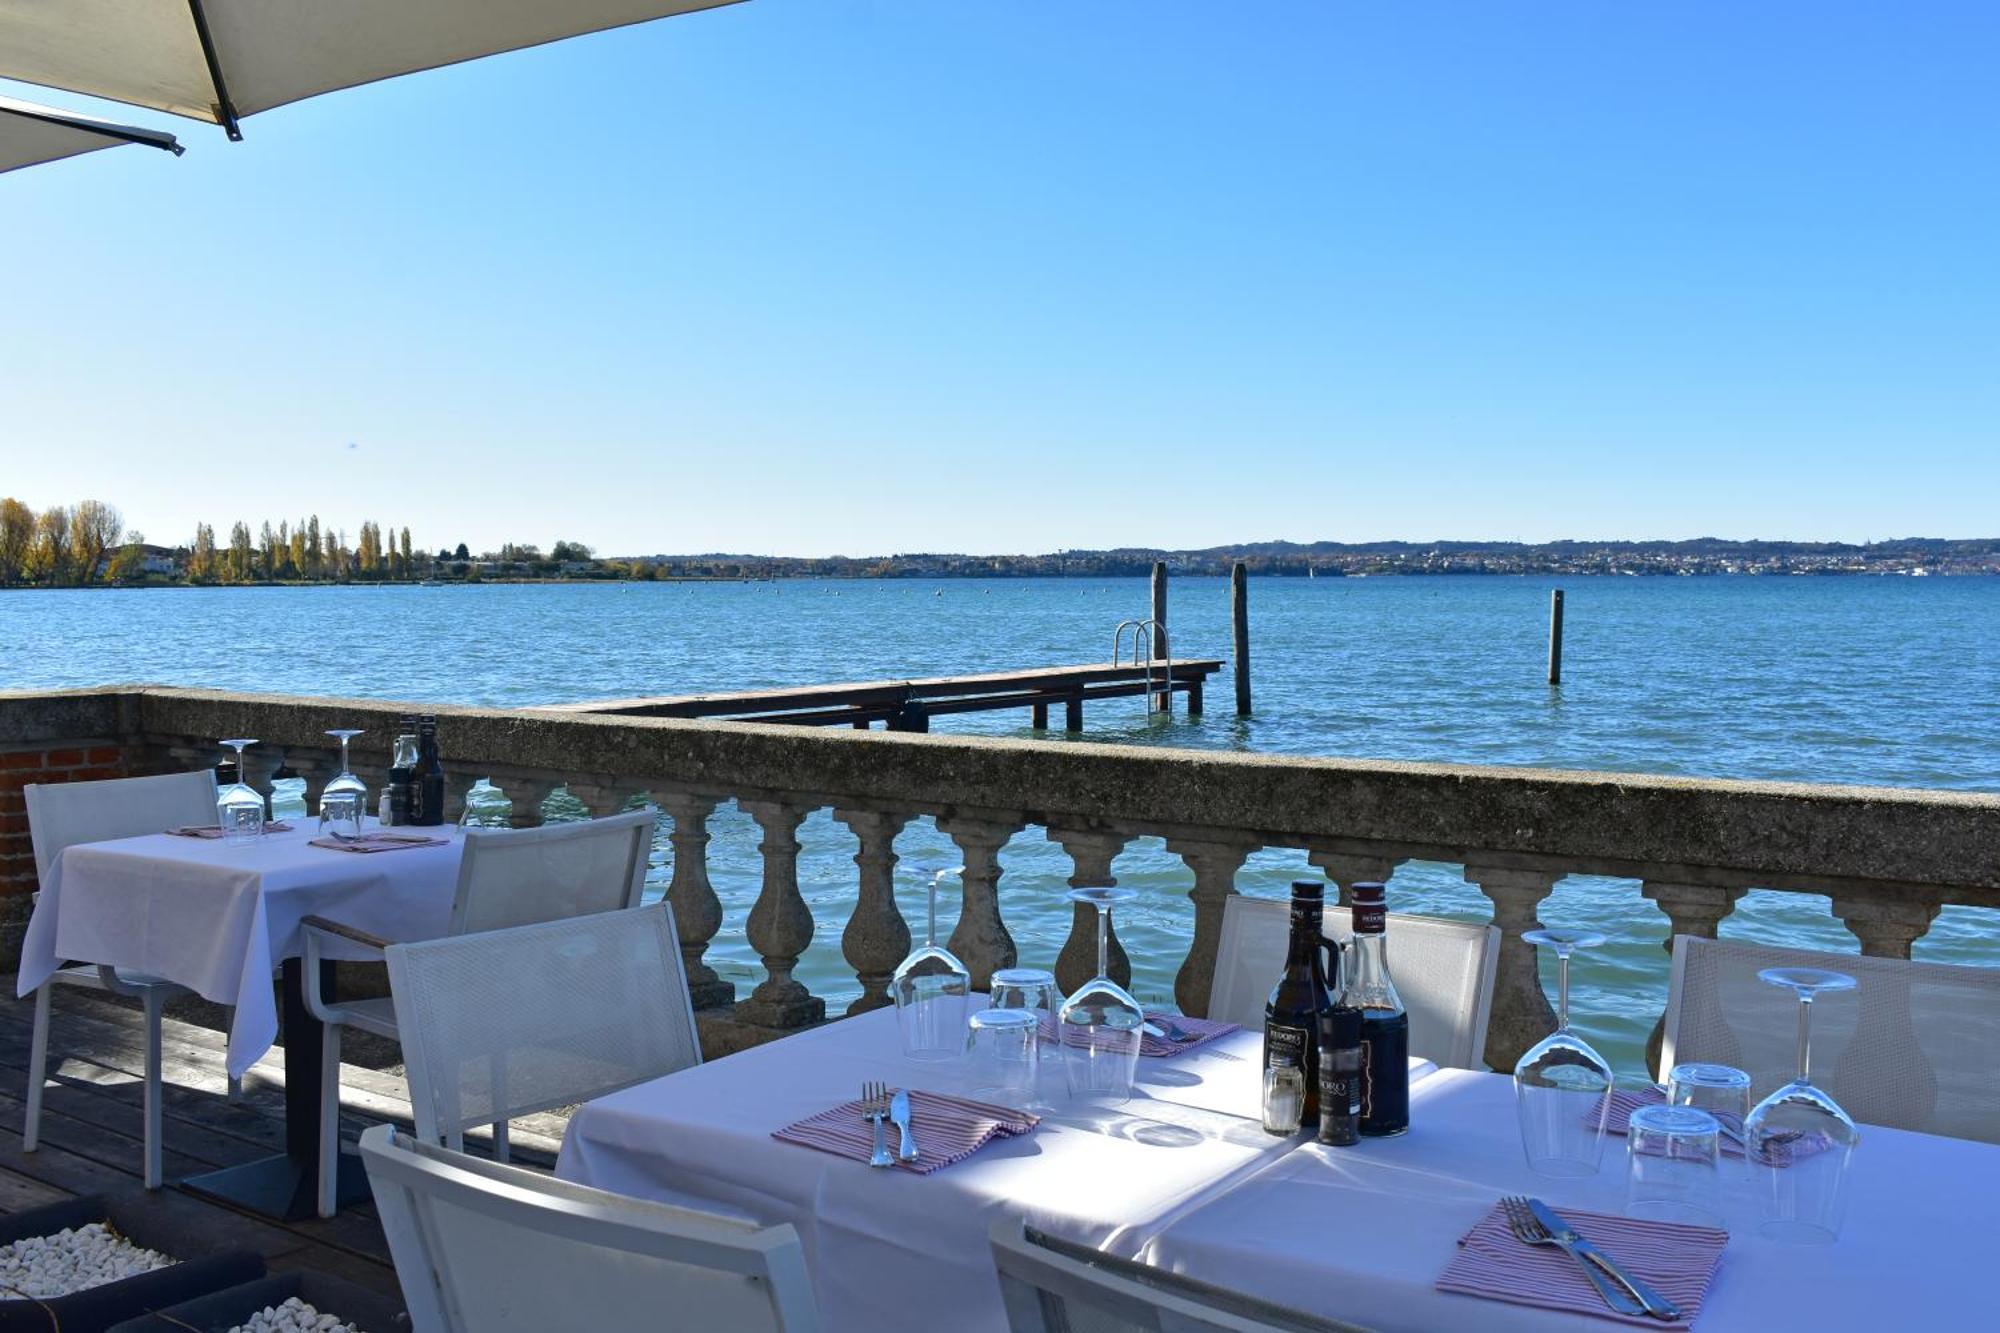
xmin=556 ymin=659 xmax=1224 ymax=732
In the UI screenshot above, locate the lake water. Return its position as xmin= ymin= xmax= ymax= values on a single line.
xmin=5 ymin=575 xmax=1996 ymax=1074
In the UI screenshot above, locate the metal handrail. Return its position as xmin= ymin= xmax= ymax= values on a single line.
xmin=1111 ymin=619 xmax=1169 ymax=714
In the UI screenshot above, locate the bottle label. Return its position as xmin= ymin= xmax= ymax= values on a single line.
xmin=1266 ymin=1023 xmax=1308 ymax=1067
xmin=1353 ymin=900 xmax=1385 ymax=934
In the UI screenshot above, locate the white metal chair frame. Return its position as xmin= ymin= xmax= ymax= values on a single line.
xmin=23 ymin=769 xmax=232 ymax=1190
xmin=361 ymin=1125 xmax=817 ymax=1333
xmin=301 ymin=808 xmax=657 ymax=1215
xmin=1208 ymin=895 xmax=1499 ymax=1070
xmin=990 ymin=1216 xmax=1367 ymax=1333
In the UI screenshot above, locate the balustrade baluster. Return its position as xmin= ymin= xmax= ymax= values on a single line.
xmin=1049 ymin=827 xmax=1132 ymax=994
xmin=737 ymin=799 xmax=824 ymax=1028
xmin=1166 ymin=835 xmax=1257 ymax=1017
xmin=1641 ymin=880 xmax=1746 ymax=1077
xmin=1304 ymin=850 xmax=1401 ymax=906
xmin=1833 ymin=889 xmax=1944 ymax=959
xmin=1466 ymin=861 xmax=1563 ymax=1071
xmin=834 ymin=809 xmax=913 ymax=1015
xmin=659 ymin=793 xmax=734 ymax=1011
xmin=937 ymin=815 xmax=1022 ymax=989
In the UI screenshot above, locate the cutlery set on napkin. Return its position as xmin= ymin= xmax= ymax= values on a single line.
xmin=773 ymin=1084 xmax=1038 ymax=1175
xmin=167 ymin=821 xmax=293 ymax=837
xmin=306 ymin=830 xmax=450 ymax=853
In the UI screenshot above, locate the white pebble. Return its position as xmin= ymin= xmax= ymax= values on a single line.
xmin=0 ymin=1222 xmax=174 ymax=1298
xmin=224 ymin=1295 xmax=362 ymax=1333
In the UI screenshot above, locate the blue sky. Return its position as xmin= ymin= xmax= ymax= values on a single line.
xmin=3 ymin=1 xmax=1996 ymax=557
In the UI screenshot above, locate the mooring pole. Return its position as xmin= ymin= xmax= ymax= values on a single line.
xmin=1548 ymin=588 xmax=1565 ymax=685
xmin=1150 ymin=560 xmax=1170 ymax=710
xmin=1231 ymin=562 xmax=1252 ymax=715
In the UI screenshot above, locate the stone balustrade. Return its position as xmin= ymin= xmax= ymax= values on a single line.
xmin=4 ymin=685 xmax=1997 ymax=1069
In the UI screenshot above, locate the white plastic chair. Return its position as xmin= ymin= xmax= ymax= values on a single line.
xmin=361 ymin=1124 xmax=815 ymax=1333
xmin=302 ymin=808 xmax=659 ymax=1216
xmin=1207 ymin=895 xmax=1498 ymax=1070
xmin=990 ymin=1217 xmax=1367 ymax=1333
xmin=1662 ymin=934 xmax=2000 ymax=1143
xmin=386 ymin=904 xmax=701 ymax=1152
xmin=23 ymin=769 xmax=230 ymax=1189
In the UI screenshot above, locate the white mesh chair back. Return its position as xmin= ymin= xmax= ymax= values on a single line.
xmin=1662 ymin=935 xmax=2000 ymax=1143
xmin=387 ymin=905 xmax=700 ymax=1147
xmin=361 ymin=1125 xmax=817 ymax=1333
xmin=989 ymin=1218 xmax=1368 ymax=1333
xmin=447 ymin=807 xmax=656 ymax=936
xmin=1209 ymin=896 xmax=1498 ymax=1070
xmin=24 ymin=769 xmax=219 ymax=879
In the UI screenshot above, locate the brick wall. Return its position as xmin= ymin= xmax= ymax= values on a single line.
xmin=0 ymin=740 xmax=133 ymax=958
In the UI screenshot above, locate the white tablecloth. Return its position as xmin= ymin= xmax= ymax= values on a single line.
xmin=17 ymin=823 xmax=465 ymax=1077
xmin=557 ymin=1006 xmax=1437 ymax=1333
xmin=1136 ymin=1067 xmax=2000 ymax=1332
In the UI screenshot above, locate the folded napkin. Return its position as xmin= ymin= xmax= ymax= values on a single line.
xmin=1589 ymin=1087 xmax=1831 ymax=1165
xmin=1437 ymin=1200 xmax=1727 ymax=1328
xmin=1033 ymin=1011 xmax=1240 ymax=1059
xmin=168 ymin=821 xmax=294 ymax=838
xmin=772 ymin=1088 xmax=1037 ymax=1174
xmin=308 ymin=832 xmax=449 ymax=853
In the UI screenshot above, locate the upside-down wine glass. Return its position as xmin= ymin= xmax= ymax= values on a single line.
xmin=1745 ymin=967 xmax=1860 ymax=1244
xmin=1514 ymin=928 xmax=1615 ymax=1176
xmin=1058 ymin=887 xmax=1144 ymax=1105
xmin=216 ymin=738 xmax=266 ymax=846
xmin=323 ymin=729 xmax=368 ymax=811
xmin=891 ymin=864 xmax=972 ymax=1062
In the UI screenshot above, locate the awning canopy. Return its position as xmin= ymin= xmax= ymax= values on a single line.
xmin=0 ymin=92 xmax=181 ymax=174
xmin=0 ymin=0 xmax=741 ymax=139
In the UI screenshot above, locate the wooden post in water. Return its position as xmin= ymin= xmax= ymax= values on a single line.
xmin=1150 ymin=560 xmax=1169 ymax=711
xmin=1231 ymin=561 xmax=1252 ymax=715
xmin=1548 ymin=588 xmax=1565 ymax=685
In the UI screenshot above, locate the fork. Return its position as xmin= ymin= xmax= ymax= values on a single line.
xmin=1499 ymin=1196 xmax=1640 ymax=1316
xmin=861 ymin=1080 xmax=895 ymax=1168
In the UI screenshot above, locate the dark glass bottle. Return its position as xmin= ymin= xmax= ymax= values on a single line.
xmin=1262 ymin=880 xmax=1339 ymax=1132
xmin=1346 ymin=882 xmax=1410 ymax=1137
xmin=1317 ymin=1003 xmax=1362 ymax=1146
xmin=386 ymin=715 xmax=418 ymax=826
xmin=410 ymin=715 xmax=446 ymax=827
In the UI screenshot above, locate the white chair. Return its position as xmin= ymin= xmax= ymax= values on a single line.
xmin=385 ymin=904 xmax=701 ymax=1151
xmin=302 ymin=808 xmax=659 ymax=1216
xmin=23 ymin=769 xmax=232 ymax=1189
xmin=990 ymin=1217 xmax=1367 ymax=1333
xmin=1208 ymin=895 xmax=1498 ymax=1070
xmin=1661 ymin=934 xmax=2000 ymax=1143
xmin=361 ymin=1124 xmax=815 ymax=1333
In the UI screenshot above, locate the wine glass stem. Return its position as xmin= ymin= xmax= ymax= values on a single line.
xmin=1796 ymin=992 xmax=1813 ymax=1084
xmin=1095 ymin=903 xmax=1109 ymax=978
xmin=1554 ymin=950 xmax=1571 ymax=1032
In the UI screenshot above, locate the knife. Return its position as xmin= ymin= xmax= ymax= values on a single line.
xmin=1528 ymin=1198 xmax=1682 ymax=1322
xmin=889 ymin=1088 xmax=918 ymax=1162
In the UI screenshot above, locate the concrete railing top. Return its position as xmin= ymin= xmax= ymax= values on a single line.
xmin=4 ymin=685 xmax=1997 ymax=900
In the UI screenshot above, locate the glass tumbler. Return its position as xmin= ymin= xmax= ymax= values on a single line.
xmin=318 ymin=791 xmax=364 ymax=841
xmin=966 ymin=1008 xmax=1041 ymax=1111
xmin=1626 ymin=1104 xmax=1724 ymax=1227
xmin=1668 ymin=1062 xmax=1753 ymax=1161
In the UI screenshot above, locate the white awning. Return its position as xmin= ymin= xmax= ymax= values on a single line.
xmin=0 ymin=0 xmax=742 ymax=139
xmin=0 ymin=92 xmax=181 ymax=174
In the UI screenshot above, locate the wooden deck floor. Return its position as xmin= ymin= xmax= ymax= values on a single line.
xmin=0 ymin=975 xmax=567 ymax=1308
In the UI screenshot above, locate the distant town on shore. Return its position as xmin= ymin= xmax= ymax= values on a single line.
xmin=1 ymin=493 xmax=1994 ymax=588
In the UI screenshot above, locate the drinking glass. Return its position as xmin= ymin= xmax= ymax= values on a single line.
xmin=1513 ymin=928 xmax=1614 ymax=1177
xmin=891 ymin=864 xmax=972 ymax=1062
xmin=323 ymin=729 xmax=368 ymax=810
xmin=1626 ymin=1104 xmax=1723 ymax=1227
xmin=317 ymin=791 xmax=364 ymax=841
xmin=1057 ymin=887 xmax=1144 ymax=1105
xmin=966 ymin=1008 xmax=1041 ymax=1111
xmin=268 ymin=777 xmax=309 ymax=822
xmin=216 ymin=738 xmax=265 ymax=846
xmin=1745 ymin=967 xmax=1860 ymax=1244
xmin=988 ymin=967 xmax=1062 ymax=1111
xmin=1668 ymin=1062 xmax=1753 ymax=1159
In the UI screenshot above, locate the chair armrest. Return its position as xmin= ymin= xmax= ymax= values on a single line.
xmin=300 ymin=915 xmax=389 ymax=1025
xmin=301 ymin=914 xmax=392 ymax=952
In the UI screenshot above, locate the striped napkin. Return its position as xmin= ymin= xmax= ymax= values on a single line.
xmin=772 ymin=1089 xmax=1038 ymax=1174
xmin=1032 ymin=1012 xmax=1240 ymax=1058
xmin=1436 ymin=1201 xmax=1727 ymax=1327
xmin=307 ymin=832 xmax=449 ymax=853
xmin=168 ymin=821 xmax=294 ymax=838
xmin=1589 ymin=1087 xmax=1831 ymax=1165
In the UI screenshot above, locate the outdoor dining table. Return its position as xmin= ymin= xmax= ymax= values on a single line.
xmin=1132 ymin=1066 xmax=2000 ymax=1331
xmin=16 ymin=819 xmax=465 ymax=1219
xmin=556 ymin=1005 xmax=1439 ymax=1332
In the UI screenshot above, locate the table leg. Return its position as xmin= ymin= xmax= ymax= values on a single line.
xmin=181 ymin=958 xmax=372 ymax=1220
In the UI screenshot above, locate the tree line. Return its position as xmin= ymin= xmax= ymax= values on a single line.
xmin=0 ymin=498 xmax=128 ymax=586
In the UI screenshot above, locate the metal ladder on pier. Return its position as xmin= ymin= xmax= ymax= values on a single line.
xmin=1112 ymin=619 xmax=1170 ymax=715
